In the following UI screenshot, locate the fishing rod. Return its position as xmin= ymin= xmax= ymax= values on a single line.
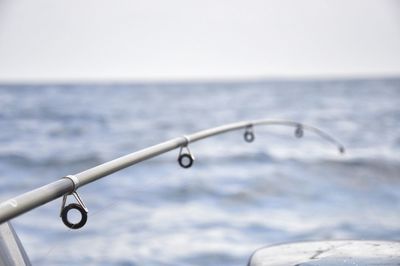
xmin=0 ymin=119 xmax=345 ymax=230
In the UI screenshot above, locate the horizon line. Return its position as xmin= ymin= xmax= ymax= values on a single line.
xmin=0 ymin=74 xmax=399 ymax=86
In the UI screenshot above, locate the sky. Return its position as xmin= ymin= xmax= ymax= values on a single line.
xmin=0 ymin=0 xmax=399 ymax=82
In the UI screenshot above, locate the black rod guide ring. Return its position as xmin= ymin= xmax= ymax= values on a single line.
xmin=178 ymin=153 xmax=194 ymax=168
xmin=61 ymin=203 xmax=88 ymax=229
xmin=244 ymin=125 xmax=255 ymax=143
xmin=295 ymin=125 xmax=304 ymax=138
xmin=177 ymin=141 xmax=195 ymax=168
xmin=60 ymin=175 xmax=89 ymax=229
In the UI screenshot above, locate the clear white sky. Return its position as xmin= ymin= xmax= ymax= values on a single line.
xmin=0 ymin=0 xmax=399 ymax=82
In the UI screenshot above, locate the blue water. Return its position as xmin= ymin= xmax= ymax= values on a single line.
xmin=0 ymin=79 xmax=400 ymax=265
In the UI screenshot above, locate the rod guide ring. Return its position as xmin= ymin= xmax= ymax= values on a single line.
xmin=61 ymin=203 xmax=88 ymax=229
xmin=60 ymin=175 xmax=88 ymax=229
xmin=244 ymin=125 xmax=255 ymax=143
xmin=178 ymin=153 xmax=194 ymax=168
xmin=178 ymin=144 xmax=195 ymax=168
xmin=295 ymin=124 xmax=304 ymax=138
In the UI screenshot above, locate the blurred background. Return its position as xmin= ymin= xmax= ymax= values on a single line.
xmin=0 ymin=0 xmax=400 ymax=265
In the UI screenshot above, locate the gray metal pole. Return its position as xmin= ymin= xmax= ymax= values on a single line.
xmin=0 ymin=119 xmax=344 ymax=225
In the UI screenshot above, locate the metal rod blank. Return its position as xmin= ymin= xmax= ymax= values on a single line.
xmin=0 ymin=119 xmax=344 ymax=224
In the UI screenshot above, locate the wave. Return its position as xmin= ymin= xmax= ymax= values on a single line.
xmin=0 ymin=153 xmax=103 ymax=168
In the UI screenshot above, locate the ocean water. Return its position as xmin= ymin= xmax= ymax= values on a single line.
xmin=0 ymin=79 xmax=399 ymax=265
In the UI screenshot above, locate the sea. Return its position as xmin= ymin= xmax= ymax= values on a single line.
xmin=0 ymin=79 xmax=399 ymax=265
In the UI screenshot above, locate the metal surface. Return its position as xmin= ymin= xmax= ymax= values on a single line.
xmin=248 ymin=240 xmax=400 ymax=266
xmin=0 ymin=119 xmax=344 ymax=225
xmin=0 ymin=222 xmax=31 ymax=266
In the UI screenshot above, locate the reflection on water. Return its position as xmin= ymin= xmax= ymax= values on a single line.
xmin=0 ymin=79 xmax=399 ymax=265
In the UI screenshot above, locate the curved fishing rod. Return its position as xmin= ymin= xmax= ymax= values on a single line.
xmin=0 ymin=119 xmax=345 ymax=229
